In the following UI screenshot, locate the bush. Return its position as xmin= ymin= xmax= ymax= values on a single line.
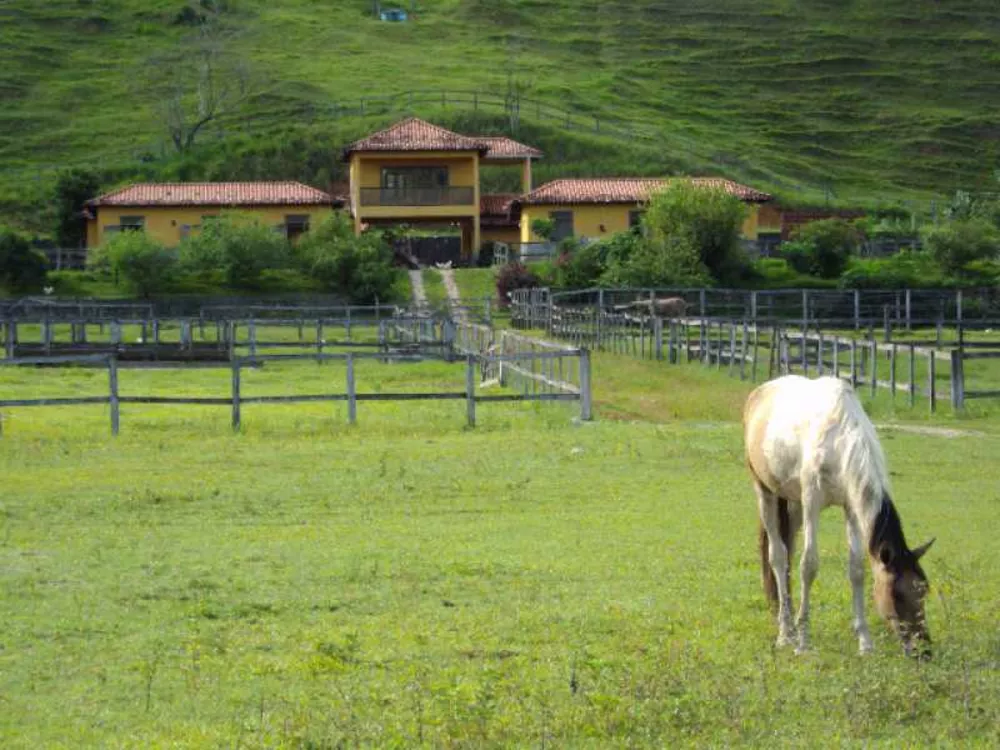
xmin=783 ymin=219 xmax=861 ymax=278
xmin=921 ymin=219 xmax=1000 ymax=273
xmin=89 ymin=231 xmax=177 ymax=297
xmin=530 ymin=218 xmax=556 ymax=242
xmin=0 ymin=228 xmax=48 ymax=292
xmin=838 ymin=251 xmax=947 ymax=290
xmin=550 ymin=238 xmax=605 ymax=289
xmin=496 ymin=262 xmax=542 ymax=304
xmin=180 ymin=212 xmax=291 ymax=289
xmin=295 ymin=214 xmax=399 ymax=303
xmin=642 ymin=182 xmax=747 ymax=283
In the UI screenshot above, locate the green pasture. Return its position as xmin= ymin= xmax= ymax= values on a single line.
xmin=2 ymin=353 xmax=999 ymax=746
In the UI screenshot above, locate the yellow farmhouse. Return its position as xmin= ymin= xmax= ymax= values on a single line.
xmin=343 ymin=118 xmax=541 ymax=259
xmin=514 ymin=177 xmax=782 ymax=248
xmin=84 ymin=181 xmax=338 ymax=248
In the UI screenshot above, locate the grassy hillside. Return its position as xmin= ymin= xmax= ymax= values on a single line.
xmin=3 ymin=0 xmax=1000 ymax=232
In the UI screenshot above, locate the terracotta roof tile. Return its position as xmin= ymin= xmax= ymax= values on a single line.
xmin=517 ymin=177 xmax=772 ymax=205
xmin=478 ymin=136 xmax=543 ymax=160
xmin=88 ymin=181 xmax=335 ymax=207
xmin=480 ymin=193 xmax=520 ymax=227
xmin=344 ymin=117 xmax=487 ymax=156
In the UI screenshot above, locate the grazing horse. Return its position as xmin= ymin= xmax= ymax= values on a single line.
xmin=612 ymin=296 xmax=688 ymax=318
xmin=743 ymin=375 xmax=934 ymax=656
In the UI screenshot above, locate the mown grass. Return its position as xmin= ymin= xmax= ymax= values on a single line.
xmin=2 ymin=353 xmax=1000 ymax=746
xmin=452 ymin=268 xmax=499 ymax=303
xmin=4 ymin=0 xmax=1000 ymax=231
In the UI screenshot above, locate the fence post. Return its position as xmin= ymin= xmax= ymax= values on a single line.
xmin=950 ymin=349 xmax=964 ymax=410
xmin=854 ymin=290 xmax=861 ymax=330
xmin=850 ymin=340 xmax=857 ymax=388
xmin=870 ymin=341 xmax=878 ymax=398
xmin=817 ymin=332 xmax=824 ymax=375
xmin=928 ymin=351 xmax=936 ymax=413
xmin=883 ymin=305 xmax=891 ymax=343
xmin=654 ymin=317 xmax=663 ymax=361
xmin=346 ymin=352 xmax=357 ymax=424
xmin=5 ymin=319 xmax=13 ymax=358
xmin=832 ymin=337 xmax=839 ymax=379
xmin=699 ymin=289 xmax=707 ymax=319
xmin=346 ymin=307 xmax=352 ymax=340
xmin=956 ymin=289 xmax=963 ymax=327
xmin=231 ymin=357 xmax=241 ymax=431
xmin=465 ymin=353 xmax=476 ymax=427
xmin=750 ymin=291 xmax=758 ymax=323
xmin=905 ymin=289 xmax=912 ymax=332
xmin=740 ymin=322 xmax=748 ymax=380
xmin=108 ymin=356 xmax=119 ymax=436
xmin=890 ymin=344 xmax=897 ymax=399
xmin=577 ymin=347 xmax=593 ymax=421
xmin=728 ymin=323 xmax=737 ymax=376
xmin=801 ymin=289 xmax=809 ymax=333
xmin=249 ymin=320 xmax=257 ymax=357
xmin=909 ymin=344 xmax=916 ymax=407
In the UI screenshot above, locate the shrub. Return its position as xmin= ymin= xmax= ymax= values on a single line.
xmin=496 ymin=262 xmax=542 ymax=304
xmin=921 ymin=219 xmax=1000 ymax=273
xmin=0 ymin=228 xmax=48 ymax=292
xmin=642 ymin=181 xmax=747 ymax=283
xmin=550 ymin=238 xmax=605 ymax=289
xmin=295 ymin=214 xmax=398 ymax=303
xmin=530 ymin=218 xmax=556 ymax=242
xmin=783 ymin=219 xmax=861 ymax=278
xmin=838 ymin=251 xmax=947 ymax=290
xmin=52 ymin=168 xmax=101 ymax=249
xmin=89 ymin=231 xmax=177 ymax=297
xmin=180 ymin=212 xmax=291 ymax=289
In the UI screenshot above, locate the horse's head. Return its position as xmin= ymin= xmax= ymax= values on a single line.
xmin=872 ymin=537 xmax=934 ymax=658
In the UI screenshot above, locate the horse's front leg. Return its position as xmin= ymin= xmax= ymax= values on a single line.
xmin=846 ymin=515 xmax=874 ymax=654
xmin=796 ymin=477 xmax=822 ymax=653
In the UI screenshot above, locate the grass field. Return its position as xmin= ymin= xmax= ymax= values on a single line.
xmin=5 ymin=0 xmax=1000 ymax=231
xmin=2 ymin=351 xmax=1000 ymax=746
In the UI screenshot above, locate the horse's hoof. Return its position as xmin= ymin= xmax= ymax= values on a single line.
xmin=794 ymin=644 xmax=812 ymax=656
xmin=776 ymin=634 xmax=796 ymax=649
xmin=858 ymin=642 xmax=874 ymax=656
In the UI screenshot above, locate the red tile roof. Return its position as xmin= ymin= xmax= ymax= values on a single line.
xmin=480 ymin=193 xmax=520 ymax=227
xmin=517 ymin=177 xmax=772 ymax=205
xmin=478 ymin=136 xmax=543 ymax=160
xmin=88 ymin=181 xmax=335 ymax=207
xmin=344 ymin=117 xmax=487 ymax=156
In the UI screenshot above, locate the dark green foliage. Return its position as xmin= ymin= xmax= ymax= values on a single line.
xmin=179 ymin=212 xmax=291 ymax=289
xmin=551 ymin=239 xmax=605 ymax=289
xmin=921 ymin=219 xmax=1000 ymax=274
xmin=496 ymin=262 xmax=541 ymax=304
xmin=838 ymin=251 xmax=947 ymax=290
xmin=53 ymin=169 xmax=102 ymax=248
xmin=0 ymin=227 xmax=48 ymax=292
xmin=295 ymin=214 xmax=399 ymax=304
xmin=88 ymin=231 xmax=177 ymax=297
xmin=530 ymin=218 xmax=556 ymax=242
xmin=782 ymin=219 xmax=861 ymax=278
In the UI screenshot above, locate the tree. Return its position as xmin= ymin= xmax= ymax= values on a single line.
xmin=89 ymin=232 xmax=177 ymax=297
xmin=295 ymin=214 xmax=399 ymax=303
xmin=52 ymin=169 xmax=101 ymax=248
xmin=641 ymin=181 xmax=747 ymax=283
xmin=530 ymin=218 xmax=556 ymax=242
xmin=782 ymin=219 xmax=861 ymax=279
xmin=180 ymin=212 xmax=290 ymax=288
xmin=921 ymin=219 xmax=1000 ymax=273
xmin=142 ymin=6 xmax=255 ymax=153
xmin=0 ymin=227 xmax=48 ymax=292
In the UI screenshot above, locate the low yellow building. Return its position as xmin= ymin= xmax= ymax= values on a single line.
xmin=514 ymin=177 xmax=777 ymax=247
xmin=343 ymin=118 xmax=541 ymax=259
xmin=84 ymin=181 xmax=338 ymax=248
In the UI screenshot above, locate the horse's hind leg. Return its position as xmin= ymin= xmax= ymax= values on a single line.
xmin=755 ymin=480 xmax=796 ymax=648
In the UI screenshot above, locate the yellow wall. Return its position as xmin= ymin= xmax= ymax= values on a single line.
xmin=87 ymin=205 xmax=333 ymax=247
xmin=354 ymin=152 xmax=478 ymax=189
xmin=757 ymin=203 xmax=782 ymax=233
xmin=481 ymin=226 xmax=521 ymax=245
xmin=521 ymin=203 xmax=638 ymax=242
xmin=521 ymin=202 xmax=771 ymax=241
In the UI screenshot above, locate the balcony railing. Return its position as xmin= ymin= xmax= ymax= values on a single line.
xmin=359 ymin=186 xmax=475 ymax=207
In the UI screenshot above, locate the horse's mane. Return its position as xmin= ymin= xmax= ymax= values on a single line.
xmin=868 ymin=494 xmax=911 ymax=562
xmin=833 ymin=383 xmax=892 ymax=535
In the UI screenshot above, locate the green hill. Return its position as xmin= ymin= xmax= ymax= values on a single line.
xmin=3 ymin=0 xmax=1000 ymax=233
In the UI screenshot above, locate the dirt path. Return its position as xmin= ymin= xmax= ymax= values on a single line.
xmin=877 ymin=423 xmax=985 ymax=439
xmin=438 ymin=268 xmax=466 ymax=321
xmin=408 ymin=269 xmax=428 ymax=311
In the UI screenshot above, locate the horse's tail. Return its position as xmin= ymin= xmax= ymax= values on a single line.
xmin=759 ymin=497 xmax=793 ymax=608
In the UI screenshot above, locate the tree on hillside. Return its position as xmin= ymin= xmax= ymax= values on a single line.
xmin=781 ymin=218 xmax=861 ymax=279
xmin=0 ymin=227 xmax=48 ymax=292
xmin=141 ymin=6 xmax=257 ymax=153
xmin=52 ymin=169 xmax=101 ymax=248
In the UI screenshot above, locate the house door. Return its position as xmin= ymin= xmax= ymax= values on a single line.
xmin=549 ymin=210 xmax=574 ymax=241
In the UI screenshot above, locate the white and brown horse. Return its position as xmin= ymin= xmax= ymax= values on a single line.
xmin=744 ymin=375 xmax=934 ymax=656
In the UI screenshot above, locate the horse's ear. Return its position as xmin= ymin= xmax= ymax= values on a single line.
xmin=912 ymin=538 xmax=936 ymax=560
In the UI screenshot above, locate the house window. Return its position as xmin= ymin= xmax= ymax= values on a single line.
xmin=381 ymin=167 xmax=448 ymax=190
xmin=119 ymin=215 xmax=145 ymax=232
xmin=629 ymin=210 xmax=644 ymax=229
xmin=549 ymin=210 xmax=574 ymax=241
xmin=285 ymin=214 xmax=311 ymax=241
